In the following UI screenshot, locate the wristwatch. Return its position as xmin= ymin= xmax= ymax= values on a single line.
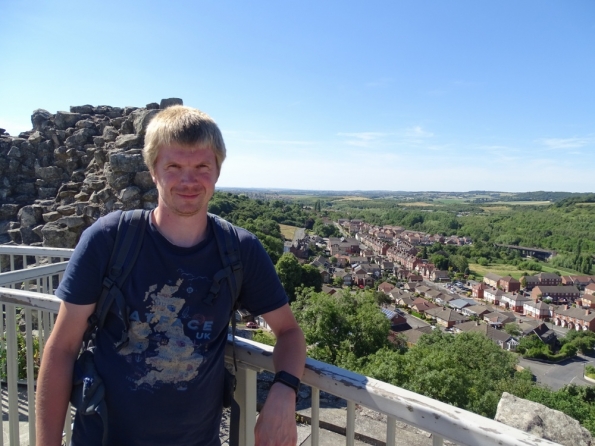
xmin=272 ymin=371 xmax=301 ymax=395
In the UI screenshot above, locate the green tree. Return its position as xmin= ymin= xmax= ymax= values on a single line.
xmin=301 ymin=264 xmax=323 ymax=292
xmin=332 ymin=276 xmax=344 ymax=287
xmin=430 ymin=254 xmax=449 ymax=270
xmin=504 ymin=323 xmax=522 ymax=337
xmin=449 ymin=255 xmax=469 ymax=273
xmin=275 ymin=253 xmax=303 ymax=301
xmin=291 ymin=289 xmax=390 ymax=364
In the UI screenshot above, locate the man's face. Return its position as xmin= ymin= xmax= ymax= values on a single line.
xmin=151 ymin=142 xmax=219 ymax=218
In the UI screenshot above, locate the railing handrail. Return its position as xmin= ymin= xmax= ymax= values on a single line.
xmin=0 ymin=261 xmax=69 ymax=285
xmin=0 ymin=245 xmax=75 ymax=258
xmin=227 ymin=336 xmax=559 ymax=446
xmin=0 ymin=281 xmax=561 ymax=446
xmin=0 ymin=287 xmax=62 ymax=312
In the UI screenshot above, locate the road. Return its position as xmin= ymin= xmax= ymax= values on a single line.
xmin=518 ymin=354 xmax=595 ymax=390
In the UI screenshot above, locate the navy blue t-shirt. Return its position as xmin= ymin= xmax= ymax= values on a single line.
xmin=57 ymin=211 xmax=288 ymax=446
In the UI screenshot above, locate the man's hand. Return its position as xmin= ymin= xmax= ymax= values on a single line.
xmin=254 ymin=382 xmax=298 ymax=446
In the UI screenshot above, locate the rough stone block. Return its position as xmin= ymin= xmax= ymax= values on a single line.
xmin=495 ymin=392 xmax=592 ymax=446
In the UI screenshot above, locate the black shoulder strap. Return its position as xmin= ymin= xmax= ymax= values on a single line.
xmin=205 ymin=213 xmax=243 ymax=308
xmin=84 ymin=209 xmax=149 ymax=344
xmin=208 ymin=213 xmax=243 ymax=446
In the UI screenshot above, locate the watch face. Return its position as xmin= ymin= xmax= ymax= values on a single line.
xmin=274 ymin=371 xmax=300 ymax=391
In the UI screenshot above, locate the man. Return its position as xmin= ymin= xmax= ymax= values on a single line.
xmin=36 ymin=105 xmax=306 ymax=446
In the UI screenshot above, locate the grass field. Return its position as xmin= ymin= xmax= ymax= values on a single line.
xmin=334 ymin=196 xmax=373 ymax=201
xmin=279 ymin=224 xmax=299 ymax=241
xmin=480 ymin=206 xmax=511 ymax=212
xmin=487 ymin=201 xmax=551 ymax=206
xmin=399 ymin=202 xmax=438 ymax=207
xmin=470 ymin=262 xmax=581 ymax=280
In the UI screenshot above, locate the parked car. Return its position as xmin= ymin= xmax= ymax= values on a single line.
xmin=246 ymin=322 xmax=258 ymax=329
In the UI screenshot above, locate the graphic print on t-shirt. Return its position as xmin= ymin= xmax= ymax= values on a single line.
xmin=118 ymin=277 xmax=213 ymax=389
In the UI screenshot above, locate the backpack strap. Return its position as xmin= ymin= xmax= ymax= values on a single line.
xmin=204 ymin=213 xmax=243 ymax=307
xmin=83 ymin=209 xmax=149 ymax=348
xmin=208 ymin=213 xmax=243 ymax=446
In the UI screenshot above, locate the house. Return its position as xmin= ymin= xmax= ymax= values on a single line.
xmin=523 ymin=300 xmax=552 ymax=320
xmin=448 ymin=298 xmax=476 ymax=311
xmin=483 ymin=310 xmax=516 ymax=328
xmin=399 ymin=326 xmax=434 ymax=347
xmin=500 ymin=293 xmax=530 ymax=313
xmin=435 ymin=294 xmax=456 ymax=306
xmin=551 ymin=305 xmax=595 ymax=332
xmin=378 ymin=281 xmax=396 ymax=295
xmin=322 ymin=285 xmax=338 ymax=295
xmin=535 ymin=272 xmax=562 ymax=286
xmin=483 ymin=273 xmax=502 ymax=288
xmin=430 ymin=270 xmax=450 ymax=282
xmin=585 ymin=283 xmax=595 ymax=296
xmin=531 ymin=285 xmax=580 ymax=303
xmin=310 ymin=255 xmax=330 ymax=269
xmin=381 ymin=308 xmax=408 ymax=330
xmin=425 ymin=289 xmax=444 ymax=301
xmin=408 ymin=274 xmax=424 ymax=282
xmin=461 ymin=305 xmax=492 ymax=319
xmin=334 ymin=270 xmax=352 ymax=286
xmin=328 ymin=237 xmax=360 ymax=256
xmin=484 ymin=288 xmax=505 ymax=305
xmin=454 ymin=321 xmax=517 ymax=351
xmin=498 ymin=276 xmax=521 ymax=293
xmin=411 ymin=298 xmax=438 ymax=314
xmin=561 ymin=275 xmax=595 ymax=289
xmin=472 ymin=282 xmax=488 ymax=299
xmin=580 ymin=294 xmax=595 ymax=309
xmin=414 ymin=285 xmax=432 ymax=296
xmin=517 ymin=320 xmax=557 ymax=344
xmin=425 ymin=307 xmax=468 ymax=328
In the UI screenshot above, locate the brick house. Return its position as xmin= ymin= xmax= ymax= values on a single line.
xmin=425 ymin=307 xmax=468 ymax=328
xmin=483 ymin=310 xmax=516 ymax=328
xmin=378 ymin=282 xmax=395 ymax=295
xmin=585 ymin=283 xmax=595 ymax=296
xmin=579 ymin=294 xmax=595 ymax=309
xmin=472 ymin=282 xmax=488 ymax=299
xmin=411 ymin=298 xmax=438 ymax=314
xmin=484 ymin=288 xmax=505 ymax=306
xmin=561 ymin=275 xmax=595 ymax=289
xmin=483 ymin=273 xmax=502 ymax=288
xmin=521 ymin=272 xmax=562 ymax=290
xmin=523 ymin=300 xmax=552 ymax=320
xmin=500 ymin=293 xmax=531 ymax=313
xmin=498 ymin=276 xmax=521 ymax=293
xmin=431 ymin=270 xmax=450 ymax=282
xmin=531 ymin=285 xmax=580 ymax=303
xmin=551 ymin=306 xmax=595 ymax=332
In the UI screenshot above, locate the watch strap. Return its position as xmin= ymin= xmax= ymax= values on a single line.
xmin=272 ymin=370 xmax=300 ymax=395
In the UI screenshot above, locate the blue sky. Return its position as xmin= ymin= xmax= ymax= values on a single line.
xmin=1 ymin=1 xmax=593 ymax=192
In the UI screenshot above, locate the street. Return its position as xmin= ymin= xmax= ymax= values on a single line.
xmin=518 ymin=354 xmax=595 ymax=390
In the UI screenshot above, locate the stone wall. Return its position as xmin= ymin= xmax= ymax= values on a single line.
xmin=0 ymin=98 xmax=183 ymax=248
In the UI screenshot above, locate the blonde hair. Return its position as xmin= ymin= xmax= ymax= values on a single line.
xmin=143 ymin=105 xmax=226 ymax=173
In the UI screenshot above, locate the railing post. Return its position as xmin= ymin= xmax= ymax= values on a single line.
xmin=346 ymin=400 xmax=355 ymax=446
xmin=235 ymin=365 xmax=257 ymax=446
xmin=311 ymin=387 xmax=320 ymax=446
xmin=6 ymin=304 xmax=20 ymax=445
xmin=25 ymin=308 xmax=37 ymax=446
xmin=386 ymin=415 xmax=396 ymax=446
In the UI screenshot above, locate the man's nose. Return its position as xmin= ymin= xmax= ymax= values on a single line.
xmin=180 ymin=168 xmax=198 ymax=184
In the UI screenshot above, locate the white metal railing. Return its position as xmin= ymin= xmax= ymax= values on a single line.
xmin=0 ymin=247 xmax=561 ymax=446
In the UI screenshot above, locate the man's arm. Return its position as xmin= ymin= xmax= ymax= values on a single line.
xmin=36 ymin=301 xmax=95 ymax=446
xmin=254 ymin=303 xmax=306 ymax=446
